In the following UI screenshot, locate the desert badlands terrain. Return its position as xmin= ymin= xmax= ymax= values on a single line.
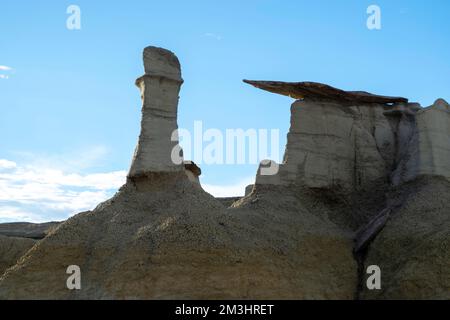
xmin=0 ymin=46 xmax=449 ymax=299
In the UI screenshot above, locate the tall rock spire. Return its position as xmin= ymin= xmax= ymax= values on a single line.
xmin=128 ymin=46 xmax=184 ymax=178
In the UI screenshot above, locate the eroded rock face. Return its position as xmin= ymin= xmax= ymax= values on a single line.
xmin=393 ymin=99 xmax=450 ymax=184
xmin=256 ymin=99 xmax=395 ymax=193
xmin=128 ymin=46 xmax=184 ymax=177
xmin=0 ymin=235 xmax=35 ymax=276
xmin=250 ymin=81 xmax=450 ymax=197
xmin=361 ymin=177 xmax=450 ymax=299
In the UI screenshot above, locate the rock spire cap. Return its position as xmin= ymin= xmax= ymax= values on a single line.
xmin=141 ymin=46 xmax=183 ymax=83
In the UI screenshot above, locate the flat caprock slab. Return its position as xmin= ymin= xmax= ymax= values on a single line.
xmin=243 ymin=80 xmax=408 ymax=105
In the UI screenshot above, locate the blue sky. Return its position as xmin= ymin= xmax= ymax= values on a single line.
xmin=1 ymin=0 xmax=449 ymax=222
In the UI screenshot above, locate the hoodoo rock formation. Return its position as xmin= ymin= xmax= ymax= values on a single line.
xmin=129 ymin=47 xmax=184 ymax=177
xmin=244 ymin=80 xmax=450 ymax=299
xmin=0 ymin=46 xmax=355 ymax=299
xmin=245 ymin=80 xmax=415 ymax=192
xmin=0 ymin=47 xmax=448 ymax=300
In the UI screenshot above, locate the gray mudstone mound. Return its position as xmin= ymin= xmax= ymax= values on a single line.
xmin=0 ymin=173 xmax=356 ymax=299
xmin=0 ymin=235 xmax=36 ymax=276
xmin=0 ymin=222 xmax=60 ymax=239
xmin=361 ymin=177 xmax=450 ymax=299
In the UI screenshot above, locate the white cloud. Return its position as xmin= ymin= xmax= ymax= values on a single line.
xmin=0 ymin=206 xmax=46 ymax=223
xmin=204 ymin=33 xmax=223 ymax=41
xmin=0 ymin=159 xmax=17 ymax=170
xmin=0 ymin=153 xmax=127 ymax=223
xmin=0 ymin=167 xmax=126 ymax=190
xmin=202 ymin=176 xmax=254 ymax=197
xmin=0 ymin=65 xmax=13 ymax=80
xmin=13 ymin=145 xmax=111 ymax=172
xmin=0 ymin=149 xmax=254 ymax=222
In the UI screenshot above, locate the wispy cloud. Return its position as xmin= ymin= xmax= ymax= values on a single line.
xmin=204 ymin=33 xmax=223 ymax=41
xmin=0 ymin=159 xmax=17 ymax=169
xmin=202 ymin=176 xmax=254 ymax=197
xmin=0 ymin=151 xmax=127 ymax=223
xmin=12 ymin=145 xmax=111 ymax=172
xmin=0 ymin=65 xmax=13 ymax=80
xmin=0 ymin=147 xmax=253 ymax=222
xmin=0 ymin=206 xmax=46 ymax=223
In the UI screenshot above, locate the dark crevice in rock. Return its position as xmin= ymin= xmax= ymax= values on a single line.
xmin=353 ymin=245 xmax=368 ymax=300
xmin=352 ymin=188 xmax=408 ymax=299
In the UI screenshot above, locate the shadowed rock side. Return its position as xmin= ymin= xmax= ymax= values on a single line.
xmin=0 ymin=236 xmax=36 ymax=276
xmin=0 ymin=222 xmax=59 ymax=277
xmin=361 ymin=177 xmax=450 ymax=299
xmin=392 ymin=99 xmax=450 ymax=184
xmin=243 ymin=80 xmax=408 ymax=104
xmin=0 ymin=174 xmax=356 ymax=299
xmin=0 ymin=222 xmax=60 ymax=240
xmin=251 ymin=98 xmax=407 ymax=230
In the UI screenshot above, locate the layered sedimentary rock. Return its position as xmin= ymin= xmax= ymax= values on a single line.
xmin=128 ymin=46 xmax=184 ymax=177
xmin=243 ymin=80 xmax=408 ymax=104
xmin=248 ymin=79 xmax=450 ymax=196
xmin=255 ymin=99 xmax=394 ymax=192
xmin=247 ymin=80 xmax=432 ymax=192
xmin=392 ymin=99 xmax=450 ymax=184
